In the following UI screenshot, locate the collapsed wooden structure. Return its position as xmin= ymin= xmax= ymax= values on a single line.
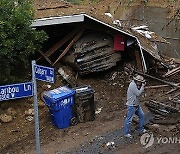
xmin=31 ymin=14 xmax=169 ymax=74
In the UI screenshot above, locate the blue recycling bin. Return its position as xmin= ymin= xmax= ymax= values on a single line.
xmin=43 ymin=86 xmax=75 ymax=129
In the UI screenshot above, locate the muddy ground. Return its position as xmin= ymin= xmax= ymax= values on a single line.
xmin=0 ymin=0 xmax=180 ymax=153
xmin=0 ymin=62 xmax=179 ymax=154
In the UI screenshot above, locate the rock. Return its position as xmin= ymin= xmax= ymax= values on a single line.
xmin=0 ymin=114 xmax=13 ymax=123
xmin=26 ymin=116 xmax=34 ymax=122
xmin=105 ymin=141 xmax=115 ymax=150
xmin=146 ymin=124 xmax=160 ymax=133
xmin=152 ymin=124 xmax=160 ymax=129
xmin=6 ymin=107 xmax=17 ymax=116
xmin=38 ymin=101 xmax=45 ymax=108
xmin=25 ymin=109 xmax=34 ymax=116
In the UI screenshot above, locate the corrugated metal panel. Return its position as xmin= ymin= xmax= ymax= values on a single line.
xmin=31 ymin=14 xmax=85 ymax=27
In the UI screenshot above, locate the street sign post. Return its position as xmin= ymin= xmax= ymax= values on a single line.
xmin=0 ymin=82 xmax=33 ymax=101
xmin=0 ymin=60 xmax=55 ymax=154
xmin=32 ymin=61 xmax=40 ymax=154
xmin=32 ymin=61 xmax=55 ymax=154
xmin=34 ymin=64 xmax=54 ymax=83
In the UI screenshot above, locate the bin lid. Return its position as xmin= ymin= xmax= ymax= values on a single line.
xmin=73 ymin=85 xmax=94 ymax=94
xmin=43 ymin=86 xmax=75 ymax=102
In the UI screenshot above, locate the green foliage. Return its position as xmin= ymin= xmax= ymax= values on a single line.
xmin=0 ymin=0 xmax=47 ymax=84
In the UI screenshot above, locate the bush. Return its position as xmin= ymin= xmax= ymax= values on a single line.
xmin=0 ymin=0 xmax=47 ymax=84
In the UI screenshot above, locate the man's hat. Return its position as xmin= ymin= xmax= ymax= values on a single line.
xmin=133 ymin=75 xmax=145 ymax=82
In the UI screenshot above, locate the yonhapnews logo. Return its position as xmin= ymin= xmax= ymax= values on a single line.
xmin=140 ymin=132 xmax=180 ymax=148
xmin=140 ymin=133 xmax=154 ymax=148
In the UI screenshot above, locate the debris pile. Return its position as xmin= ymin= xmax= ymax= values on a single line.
xmin=144 ymin=64 xmax=180 ymax=135
xmin=64 ymin=32 xmax=121 ymax=74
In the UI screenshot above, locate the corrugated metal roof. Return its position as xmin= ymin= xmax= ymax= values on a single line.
xmin=31 ymin=14 xmax=85 ymax=27
xmin=31 ymin=14 xmax=135 ymax=38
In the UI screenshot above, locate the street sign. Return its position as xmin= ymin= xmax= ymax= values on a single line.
xmin=32 ymin=61 xmax=56 ymax=154
xmin=34 ymin=64 xmax=54 ymax=83
xmin=0 ymin=82 xmax=33 ymax=101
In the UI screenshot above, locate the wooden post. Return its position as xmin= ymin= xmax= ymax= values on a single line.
xmin=134 ymin=50 xmax=143 ymax=72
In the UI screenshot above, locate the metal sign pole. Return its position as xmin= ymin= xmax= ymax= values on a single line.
xmin=32 ymin=60 xmax=40 ymax=154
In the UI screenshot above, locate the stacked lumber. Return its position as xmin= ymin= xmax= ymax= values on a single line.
xmin=64 ymin=32 xmax=122 ymax=74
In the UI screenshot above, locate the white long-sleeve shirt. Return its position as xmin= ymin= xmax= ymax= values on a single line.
xmin=126 ymin=80 xmax=144 ymax=106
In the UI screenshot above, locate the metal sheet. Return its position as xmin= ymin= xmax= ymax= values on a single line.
xmin=31 ymin=14 xmax=85 ymax=27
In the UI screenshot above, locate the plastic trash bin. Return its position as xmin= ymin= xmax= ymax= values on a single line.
xmin=73 ymin=85 xmax=95 ymax=123
xmin=43 ymin=86 xmax=75 ymax=129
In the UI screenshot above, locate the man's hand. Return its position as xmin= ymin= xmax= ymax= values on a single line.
xmin=142 ymin=82 xmax=146 ymax=87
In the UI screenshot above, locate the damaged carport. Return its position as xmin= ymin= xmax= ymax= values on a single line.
xmin=31 ymin=14 xmax=166 ymax=74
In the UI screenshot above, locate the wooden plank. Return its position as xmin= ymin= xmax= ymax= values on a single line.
xmin=45 ymin=27 xmax=82 ymax=57
xmin=145 ymin=84 xmax=170 ymax=89
xmin=165 ymin=83 xmax=180 ymax=94
xmin=38 ymin=50 xmax=53 ymax=65
xmin=134 ymin=50 xmax=143 ymax=72
xmin=136 ymin=71 xmax=180 ymax=89
xmin=163 ymin=66 xmax=180 ymax=77
xmin=53 ymin=29 xmax=85 ymax=66
xmin=58 ymin=68 xmax=77 ymax=87
xmin=37 ymin=27 xmax=83 ymax=62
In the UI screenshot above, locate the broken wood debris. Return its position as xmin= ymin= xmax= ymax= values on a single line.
xmin=53 ymin=28 xmax=85 ymax=66
xmin=37 ymin=27 xmax=83 ymax=64
xmin=163 ymin=66 xmax=180 ymax=77
xmin=150 ymin=114 xmax=180 ymax=125
xmin=134 ymin=50 xmax=143 ymax=72
xmin=145 ymin=100 xmax=180 ymax=114
xmin=165 ymin=87 xmax=178 ymax=95
xmin=145 ymin=84 xmax=171 ymax=89
xmin=145 ymin=88 xmax=180 ymax=126
xmin=57 ymin=67 xmax=77 ymax=88
xmin=64 ymin=32 xmax=122 ymax=74
xmin=136 ymin=71 xmax=180 ymax=89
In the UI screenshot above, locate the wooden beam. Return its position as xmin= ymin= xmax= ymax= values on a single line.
xmin=45 ymin=27 xmax=83 ymax=57
xmin=145 ymin=84 xmax=170 ymax=89
xmin=37 ymin=27 xmax=83 ymax=62
xmin=38 ymin=50 xmax=53 ymax=65
xmin=53 ymin=29 xmax=85 ymax=66
xmin=163 ymin=66 xmax=180 ymax=77
xmin=136 ymin=71 xmax=180 ymax=89
xmin=134 ymin=50 xmax=143 ymax=71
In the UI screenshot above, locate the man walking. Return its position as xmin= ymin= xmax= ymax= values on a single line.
xmin=124 ymin=75 xmax=146 ymax=138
